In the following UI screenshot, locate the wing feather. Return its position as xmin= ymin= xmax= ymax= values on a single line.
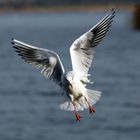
xmin=12 ymin=39 xmax=65 ymax=85
xmin=70 ymin=9 xmax=115 ymax=84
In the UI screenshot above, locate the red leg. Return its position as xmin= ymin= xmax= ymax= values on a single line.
xmin=72 ymin=101 xmax=81 ymax=121
xmin=75 ymin=112 xmax=81 ymax=121
xmin=85 ymin=97 xmax=96 ymax=114
xmin=89 ymin=106 xmax=95 ymax=113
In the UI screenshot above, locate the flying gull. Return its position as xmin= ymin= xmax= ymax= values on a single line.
xmin=12 ymin=9 xmax=115 ymax=121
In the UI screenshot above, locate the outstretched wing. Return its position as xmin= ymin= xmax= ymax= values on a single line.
xmin=12 ymin=39 xmax=65 ymax=85
xmin=70 ymin=9 xmax=115 ymax=84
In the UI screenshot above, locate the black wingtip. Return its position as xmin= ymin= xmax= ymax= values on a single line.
xmin=111 ymin=8 xmax=116 ymax=14
xmin=11 ymin=38 xmax=15 ymax=45
xmin=111 ymin=8 xmax=114 ymax=11
xmin=11 ymin=41 xmax=14 ymax=45
xmin=11 ymin=38 xmax=14 ymax=44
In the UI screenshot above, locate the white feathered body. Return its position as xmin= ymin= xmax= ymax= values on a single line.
xmin=60 ymin=71 xmax=101 ymax=111
xmin=63 ymin=71 xmax=87 ymax=99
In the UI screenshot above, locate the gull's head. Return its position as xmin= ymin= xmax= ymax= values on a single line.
xmin=65 ymin=71 xmax=74 ymax=84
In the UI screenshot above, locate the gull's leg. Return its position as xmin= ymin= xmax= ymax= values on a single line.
xmin=72 ymin=101 xmax=81 ymax=121
xmin=84 ymin=97 xmax=95 ymax=114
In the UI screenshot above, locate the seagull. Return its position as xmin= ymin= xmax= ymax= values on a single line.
xmin=12 ymin=9 xmax=115 ymax=121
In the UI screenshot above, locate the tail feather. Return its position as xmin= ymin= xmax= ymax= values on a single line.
xmin=86 ymin=89 xmax=102 ymax=105
xmin=60 ymin=101 xmax=74 ymax=111
xmin=59 ymin=89 xmax=101 ymax=111
xmin=59 ymin=100 xmax=85 ymax=111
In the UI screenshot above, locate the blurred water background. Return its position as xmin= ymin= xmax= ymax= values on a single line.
xmin=0 ymin=1 xmax=140 ymax=140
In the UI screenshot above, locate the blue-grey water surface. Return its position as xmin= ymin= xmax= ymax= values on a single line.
xmin=0 ymin=11 xmax=140 ymax=140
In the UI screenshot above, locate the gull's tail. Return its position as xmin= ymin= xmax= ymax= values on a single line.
xmin=59 ymin=89 xmax=102 ymax=111
xmin=86 ymin=89 xmax=102 ymax=105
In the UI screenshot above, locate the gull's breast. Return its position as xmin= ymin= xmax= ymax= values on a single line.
xmin=69 ymin=78 xmax=86 ymax=99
